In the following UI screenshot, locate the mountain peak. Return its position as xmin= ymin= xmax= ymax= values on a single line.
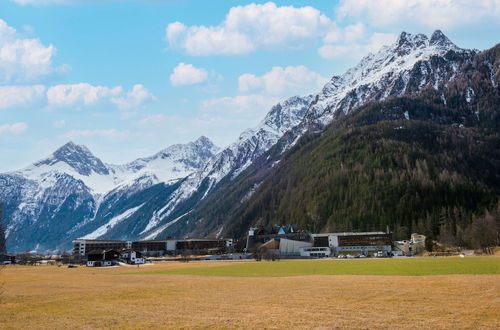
xmin=396 ymin=31 xmax=428 ymax=44
xmin=55 ymin=141 xmax=90 ymax=155
xmin=429 ymin=29 xmax=457 ymax=48
xmin=395 ymin=31 xmax=429 ymax=56
xmin=35 ymin=142 xmax=109 ymax=176
xmin=123 ymin=136 xmax=219 ymax=178
xmin=394 ymin=30 xmax=458 ymax=56
xmin=193 ymin=136 xmax=216 ymax=148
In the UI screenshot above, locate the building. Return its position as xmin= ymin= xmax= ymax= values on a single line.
xmin=73 ymin=237 xmax=234 ymax=258
xmin=1 ymin=253 xmax=16 ymax=265
xmin=300 ymin=247 xmax=331 ymax=258
xmin=246 ymin=226 xmax=392 ymax=257
xmin=278 ymin=238 xmax=313 ymax=256
xmin=246 ymin=224 xmax=311 ymax=251
xmin=132 ymin=240 xmax=168 ymax=256
xmin=86 ymin=249 xmax=120 ymax=267
xmin=312 ymin=232 xmax=393 ymax=257
xmin=120 ymin=249 xmax=145 ymax=264
xmin=174 ymin=238 xmax=230 ymax=255
xmin=73 ymin=239 xmax=131 ymax=256
xmin=394 ymin=233 xmax=426 ymax=256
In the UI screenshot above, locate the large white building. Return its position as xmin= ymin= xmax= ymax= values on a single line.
xmin=248 ymin=228 xmax=393 ymax=258
xmin=312 ymin=232 xmax=393 ymax=256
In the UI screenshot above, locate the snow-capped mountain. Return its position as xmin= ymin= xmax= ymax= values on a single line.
xmin=146 ymin=30 xmax=481 ymax=239
xmin=0 ymin=137 xmax=218 ymax=251
xmin=3 ymin=30 xmax=484 ymax=251
xmin=299 ymin=30 xmax=470 ymax=131
xmin=136 ymin=95 xmax=314 ymax=239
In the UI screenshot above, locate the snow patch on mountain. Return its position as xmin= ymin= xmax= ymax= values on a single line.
xmin=142 ymin=95 xmax=315 ymax=230
xmin=82 ymin=203 xmax=145 ymax=239
xmin=142 ymin=211 xmax=191 ymax=240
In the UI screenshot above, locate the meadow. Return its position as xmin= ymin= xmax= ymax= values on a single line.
xmin=1 ymin=257 xmax=499 ymax=329
xmin=131 ymin=256 xmax=500 ymax=277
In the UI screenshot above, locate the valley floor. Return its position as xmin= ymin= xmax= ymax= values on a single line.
xmin=1 ymin=257 xmax=499 ymax=329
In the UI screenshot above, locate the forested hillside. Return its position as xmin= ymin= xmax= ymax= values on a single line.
xmin=175 ymin=44 xmax=500 ymax=243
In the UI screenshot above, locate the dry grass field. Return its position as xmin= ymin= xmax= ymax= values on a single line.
xmin=1 ymin=258 xmax=499 ymax=329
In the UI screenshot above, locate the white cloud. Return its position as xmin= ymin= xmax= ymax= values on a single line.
xmin=0 ymin=19 xmax=63 ymax=83
xmin=0 ymin=82 xmax=154 ymax=111
xmin=111 ymin=84 xmax=156 ymax=110
xmin=0 ymin=85 xmax=46 ymax=109
xmin=239 ymin=65 xmax=328 ymax=96
xmin=0 ymin=122 xmax=27 ymax=135
xmin=323 ymin=23 xmax=366 ymax=44
xmin=336 ymin=0 xmax=500 ymax=29
xmin=61 ymin=128 xmax=132 ymax=140
xmin=319 ymin=32 xmax=396 ymax=59
xmin=201 ymin=94 xmax=280 ymax=115
xmin=169 ymin=62 xmax=208 ymax=86
xmin=46 ymin=83 xmax=122 ymax=108
xmin=165 ymin=2 xmax=333 ymax=55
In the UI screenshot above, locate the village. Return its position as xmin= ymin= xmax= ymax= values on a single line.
xmin=1 ymin=225 xmax=431 ymax=267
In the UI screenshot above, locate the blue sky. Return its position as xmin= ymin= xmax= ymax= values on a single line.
xmin=1 ymin=0 xmax=499 ymax=171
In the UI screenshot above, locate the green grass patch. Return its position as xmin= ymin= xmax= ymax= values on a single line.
xmin=127 ymin=257 xmax=500 ymax=277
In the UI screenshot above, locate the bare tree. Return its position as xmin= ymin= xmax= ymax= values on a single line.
xmin=467 ymin=211 xmax=499 ymax=254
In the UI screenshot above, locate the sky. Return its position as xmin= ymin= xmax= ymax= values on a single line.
xmin=0 ymin=0 xmax=499 ymax=172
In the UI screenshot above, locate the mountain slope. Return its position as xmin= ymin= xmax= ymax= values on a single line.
xmin=163 ymin=38 xmax=499 ymax=242
xmin=0 ymin=137 xmax=218 ymax=251
xmin=135 ymin=95 xmax=314 ymax=239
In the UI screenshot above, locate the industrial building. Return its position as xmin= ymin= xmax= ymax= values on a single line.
xmin=73 ymin=239 xmax=131 ymax=256
xmin=246 ymin=225 xmax=311 ymax=251
xmin=73 ymin=237 xmax=233 ymax=257
xmin=312 ymin=232 xmax=393 ymax=257
xmin=247 ymin=227 xmax=393 ymax=257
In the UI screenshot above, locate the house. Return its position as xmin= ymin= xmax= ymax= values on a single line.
xmin=120 ymin=249 xmax=145 ymax=264
xmin=86 ymin=249 xmax=120 ymax=267
xmin=1 ymin=253 xmax=16 ymax=265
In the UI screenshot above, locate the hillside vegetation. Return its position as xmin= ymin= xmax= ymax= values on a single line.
xmin=179 ymin=44 xmax=500 ymax=244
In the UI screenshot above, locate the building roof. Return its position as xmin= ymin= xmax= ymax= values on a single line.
xmin=74 ymin=239 xmax=130 ymax=244
xmin=312 ymin=231 xmax=388 ymax=237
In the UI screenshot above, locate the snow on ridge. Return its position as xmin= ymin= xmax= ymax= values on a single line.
xmin=132 ymin=95 xmax=316 ymax=232
xmin=303 ymin=30 xmax=467 ymax=127
xmin=81 ymin=203 xmax=145 ymax=240
xmin=17 ymin=162 xmax=119 ymax=194
xmin=142 ymin=211 xmax=191 ymax=240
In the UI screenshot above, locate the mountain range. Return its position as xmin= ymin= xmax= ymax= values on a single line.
xmin=1 ymin=30 xmax=498 ymax=252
